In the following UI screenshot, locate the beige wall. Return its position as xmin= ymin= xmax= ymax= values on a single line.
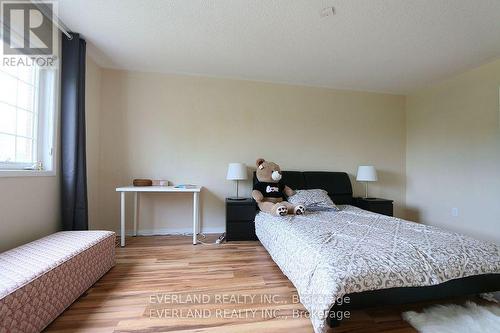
xmin=406 ymin=58 xmax=500 ymax=243
xmin=0 ymin=176 xmax=60 ymax=252
xmin=3 ymin=54 xmax=496 ymax=252
xmin=85 ymin=56 xmax=102 ymax=229
xmin=88 ymin=68 xmax=406 ymax=235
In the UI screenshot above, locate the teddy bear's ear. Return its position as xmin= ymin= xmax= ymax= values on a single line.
xmin=256 ymin=158 xmax=265 ymax=167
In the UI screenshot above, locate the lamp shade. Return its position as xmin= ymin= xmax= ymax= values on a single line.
xmin=356 ymin=166 xmax=378 ymax=182
xmin=226 ymin=163 xmax=248 ymax=180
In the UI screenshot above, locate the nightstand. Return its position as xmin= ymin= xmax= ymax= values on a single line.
xmin=225 ymin=198 xmax=257 ymax=241
xmin=353 ymin=197 xmax=393 ymax=216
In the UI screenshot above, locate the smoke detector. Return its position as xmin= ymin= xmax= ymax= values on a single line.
xmin=320 ymin=7 xmax=335 ymax=18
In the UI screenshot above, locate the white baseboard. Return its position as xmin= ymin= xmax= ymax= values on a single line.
xmin=112 ymin=227 xmax=225 ymax=236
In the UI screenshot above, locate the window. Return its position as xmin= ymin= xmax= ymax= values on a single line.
xmin=0 ymin=65 xmax=56 ymax=173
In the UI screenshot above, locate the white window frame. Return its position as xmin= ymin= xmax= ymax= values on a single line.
xmin=0 ymin=67 xmax=58 ymax=178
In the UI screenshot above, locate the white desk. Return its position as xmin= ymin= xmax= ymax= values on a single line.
xmin=115 ymin=186 xmax=202 ymax=246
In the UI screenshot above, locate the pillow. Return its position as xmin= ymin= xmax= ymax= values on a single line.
xmin=288 ymin=189 xmax=339 ymax=211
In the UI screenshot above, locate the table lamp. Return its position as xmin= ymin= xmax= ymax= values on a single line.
xmin=226 ymin=163 xmax=248 ymax=200
xmin=356 ymin=165 xmax=378 ymax=198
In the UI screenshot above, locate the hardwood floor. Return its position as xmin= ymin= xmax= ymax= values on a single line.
xmin=45 ymin=235 xmax=493 ymax=333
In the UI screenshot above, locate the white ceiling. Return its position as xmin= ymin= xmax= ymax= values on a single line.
xmin=59 ymin=0 xmax=500 ymax=94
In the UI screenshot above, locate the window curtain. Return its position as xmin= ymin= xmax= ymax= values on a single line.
xmin=60 ymin=33 xmax=88 ymax=230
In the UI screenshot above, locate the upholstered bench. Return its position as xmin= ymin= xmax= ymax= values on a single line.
xmin=0 ymin=231 xmax=115 ymax=333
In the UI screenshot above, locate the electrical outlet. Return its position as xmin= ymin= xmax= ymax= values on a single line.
xmin=451 ymin=207 xmax=459 ymax=217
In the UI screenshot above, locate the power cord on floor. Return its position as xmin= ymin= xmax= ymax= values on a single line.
xmin=196 ymin=232 xmax=226 ymax=245
xmin=163 ymin=232 xmax=225 ymax=245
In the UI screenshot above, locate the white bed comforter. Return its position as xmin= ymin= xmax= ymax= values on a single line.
xmin=255 ymin=205 xmax=500 ymax=333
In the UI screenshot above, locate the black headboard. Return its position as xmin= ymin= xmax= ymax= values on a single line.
xmin=253 ymin=171 xmax=353 ymax=205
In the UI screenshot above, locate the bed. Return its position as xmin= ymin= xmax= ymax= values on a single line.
xmin=253 ymin=171 xmax=500 ymax=333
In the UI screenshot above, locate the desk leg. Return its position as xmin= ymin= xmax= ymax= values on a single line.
xmin=120 ymin=192 xmax=126 ymax=247
xmin=193 ymin=192 xmax=199 ymax=245
xmin=133 ymin=192 xmax=139 ymax=237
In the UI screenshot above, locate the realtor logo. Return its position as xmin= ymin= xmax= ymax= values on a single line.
xmin=1 ymin=0 xmax=55 ymax=55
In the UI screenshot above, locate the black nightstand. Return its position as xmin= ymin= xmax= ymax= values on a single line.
xmin=353 ymin=197 xmax=393 ymax=216
xmin=226 ymin=198 xmax=257 ymax=241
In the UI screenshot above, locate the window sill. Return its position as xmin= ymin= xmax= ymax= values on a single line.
xmin=0 ymin=170 xmax=56 ymax=178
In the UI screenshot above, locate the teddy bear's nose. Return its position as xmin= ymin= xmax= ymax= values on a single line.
xmin=271 ymin=170 xmax=282 ymax=181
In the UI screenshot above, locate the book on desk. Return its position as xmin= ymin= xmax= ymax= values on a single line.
xmin=174 ymin=184 xmax=198 ymax=189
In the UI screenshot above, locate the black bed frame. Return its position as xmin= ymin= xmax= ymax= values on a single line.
xmin=253 ymin=171 xmax=500 ymax=328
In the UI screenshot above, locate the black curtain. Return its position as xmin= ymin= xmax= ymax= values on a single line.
xmin=60 ymin=33 xmax=88 ymax=231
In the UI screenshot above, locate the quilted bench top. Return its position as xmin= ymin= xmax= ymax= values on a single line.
xmin=0 ymin=231 xmax=115 ymax=299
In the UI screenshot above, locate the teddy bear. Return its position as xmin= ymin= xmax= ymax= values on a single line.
xmin=252 ymin=158 xmax=306 ymax=216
